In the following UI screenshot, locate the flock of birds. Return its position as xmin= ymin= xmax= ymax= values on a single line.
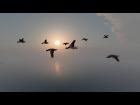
xmin=17 ymin=34 xmax=120 ymax=62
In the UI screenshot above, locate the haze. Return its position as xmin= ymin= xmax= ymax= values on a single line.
xmin=0 ymin=13 xmax=140 ymax=92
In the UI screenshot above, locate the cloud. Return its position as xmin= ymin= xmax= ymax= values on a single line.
xmin=97 ymin=13 xmax=140 ymax=44
xmin=104 ymin=22 xmax=109 ymax=26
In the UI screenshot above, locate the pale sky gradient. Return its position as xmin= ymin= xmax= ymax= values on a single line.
xmin=0 ymin=13 xmax=140 ymax=92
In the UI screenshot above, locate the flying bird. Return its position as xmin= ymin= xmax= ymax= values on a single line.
xmin=106 ymin=54 xmax=120 ymax=62
xmin=103 ymin=34 xmax=109 ymax=38
xmin=65 ymin=40 xmax=78 ymax=49
xmin=42 ymin=39 xmax=49 ymax=44
xmin=82 ymin=38 xmax=88 ymax=41
xmin=46 ymin=48 xmax=57 ymax=58
xmin=63 ymin=42 xmax=69 ymax=46
xmin=17 ymin=38 xmax=26 ymax=43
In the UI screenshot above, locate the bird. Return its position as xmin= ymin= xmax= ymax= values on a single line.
xmin=103 ymin=34 xmax=109 ymax=38
xmin=17 ymin=38 xmax=26 ymax=43
xmin=46 ymin=48 xmax=58 ymax=58
xmin=106 ymin=54 xmax=120 ymax=62
xmin=65 ymin=40 xmax=78 ymax=49
xmin=82 ymin=38 xmax=88 ymax=41
xmin=63 ymin=42 xmax=69 ymax=46
xmin=42 ymin=39 xmax=49 ymax=44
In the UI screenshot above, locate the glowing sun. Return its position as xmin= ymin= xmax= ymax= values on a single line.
xmin=54 ymin=40 xmax=60 ymax=46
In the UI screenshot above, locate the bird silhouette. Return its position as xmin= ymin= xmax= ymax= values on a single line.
xmin=82 ymin=38 xmax=88 ymax=41
xmin=17 ymin=38 xmax=26 ymax=43
xmin=106 ymin=54 xmax=120 ymax=62
xmin=42 ymin=39 xmax=49 ymax=44
xmin=63 ymin=42 xmax=69 ymax=46
xmin=46 ymin=48 xmax=57 ymax=58
xmin=103 ymin=34 xmax=109 ymax=38
xmin=65 ymin=40 xmax=78 ymax=49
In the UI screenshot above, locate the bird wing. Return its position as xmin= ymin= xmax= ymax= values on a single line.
xmin=106 ymin=35 xmax=109 ymax=37
xmin=104 ymin=35 xmax=108 ymax=37
xmin=114 ymin=56 xmax=120 ymax=62
xmin=22 ymin=38 xmax=26 ymax=43
xmin=69 ymin=40 xmax=75 ymax=48
xmin=103 ymin=36 xmax=106 ymax=38
xmin=82 ymin=38 xmax=87 ymax=40
xmin=19 ymin=39 xmax=21 ymax=42
xmin=64 ymin=43 xmax=69 ymax=45
xmin=106 ymin=55 xmax=112 ymax=58
xmin=85 ymin=39 xmax=88 ymax=41
xmin=53 ymin=49 xmax=57 ymax=51
xmin=46 ymin=49 xmax=50 ymax=51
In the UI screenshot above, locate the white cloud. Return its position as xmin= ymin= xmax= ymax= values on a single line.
xmin=97 ymin=13 xmax=140 ymax=44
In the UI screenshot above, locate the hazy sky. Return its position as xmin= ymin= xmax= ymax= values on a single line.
xmin=0 ymin=13 xmax=140 ymax=92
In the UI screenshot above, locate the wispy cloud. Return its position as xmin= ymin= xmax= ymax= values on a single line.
xmin=104 ymin=22 xmax=109 ymax=26
xmin=97 ymin=13 xmax=140 ymax=45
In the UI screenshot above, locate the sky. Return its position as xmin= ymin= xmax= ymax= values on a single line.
xmin=0 ymin=13 xmax=140 ymax=92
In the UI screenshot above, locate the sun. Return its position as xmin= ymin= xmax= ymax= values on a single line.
xmin=54 ymin=40 xmax=60 ymax=46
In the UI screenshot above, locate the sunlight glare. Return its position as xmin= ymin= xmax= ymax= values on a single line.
xmin=55 ymin=40 xmax=60 ymax=46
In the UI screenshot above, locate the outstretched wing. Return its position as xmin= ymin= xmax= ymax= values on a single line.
xmin=64 ymin=43 xmax=69 ymax=46
xmin=105 ymin=34 xmax=109 ymax=37
xmin=82 ymin=38 xmax=84 ymax=40
xmin=85 ymin=39 xmax=88 ymax=41
xmin=66 ymin=42 xmax=69 ymax=44
xmin=46 ymin=49 xmax=50 ymax=51
xmin=106 ymin=55 xmax=113 ymax=58
xmin=114 ymin=56 xmax=120 ymax=62
xmin=21 ymin=38 xmax=26 ymax=43
xmin=82 ymin=38 xmax=87 ymax=41
xmin=68 ymin=40 xmax=75 ymax=48
xmin=42 ymin=40 xmax=48 ymax=44
xmin=17 ymin=38 xmax=25 ymax=43
xmin=63 ymin=43 xmax=66 ymax=45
